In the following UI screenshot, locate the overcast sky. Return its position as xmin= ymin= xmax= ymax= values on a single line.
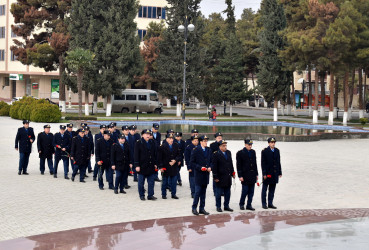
xmin=200 ymin=0 xmax=262 ymax=19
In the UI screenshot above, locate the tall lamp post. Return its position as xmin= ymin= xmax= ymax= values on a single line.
xmin=178 ymin=17 xmax=195 ymax=120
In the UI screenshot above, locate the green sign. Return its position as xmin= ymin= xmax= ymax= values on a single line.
xmin=19 ymin=74 xmax=23 ymax=81
xmin=9 ymin=74 xmax=23 ymax=80
xmin=51 ymin=79 xmax=59 ymax=99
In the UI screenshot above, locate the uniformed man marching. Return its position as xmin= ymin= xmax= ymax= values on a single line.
xmin=210 ymin=132 xmax=223 ymax=196
xmin=184 ymin=135 xmax=199 ymax=198
xmin=93 ymin=125 xmax=107 ymax=181
xmin=121 ymin=125 xmax=132 ymax=188
xmin=65 ymin=124 xmax=77 ymax=171
xmin=151 ymin=123 xmax=161 ymax=147
xmin=84 ymin=126 xmax=94 ymax=175
xmin=190 ymin=135 xmax=211 ymax=216
xmin=111 ymin=134 xmax=132 ymax=194
xmin=174 ymin=132 xmax=185 ymax=186
xmin=134 ymin=129 xmax=158 ymax=201
xmin=15 ymin=120 xmax=35 ymax=175
xmin=261 ymin=137 xmax=282 ymax=209
xmin=53 ymin=125 xmax=70 ymax=179
xmin=95 ymin=130 xmax=114 ymax=190
xmin=212 ymin=140 xmax=235 ymax=212
xmin=70 ymin=128 xmax=91 ymax=182
xmin=158 ymin=134 xmax=181 ymax=199
xmin=236 ymin=139 xmax=258 ymax=211
xmin=37 ymin=124 xmax=54 ymax=175
xmin=128 ymin=125 xmax=141 ymax=182
xmin=185 ymin=129 xmax=199 ymax=147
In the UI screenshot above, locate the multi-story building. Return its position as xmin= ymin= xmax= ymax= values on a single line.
xmin=0 ymin=0 xmax=168 ymax=102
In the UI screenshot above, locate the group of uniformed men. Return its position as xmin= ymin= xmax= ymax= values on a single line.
xmin=15 ymin=120 xmax=282 ymax=216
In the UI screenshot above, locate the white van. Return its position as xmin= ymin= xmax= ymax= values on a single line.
xmin=112 ymin=89 xmax=163 ymax=114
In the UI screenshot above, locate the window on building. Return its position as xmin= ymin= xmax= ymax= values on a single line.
xmin=148 ymin=7 xmax=152 ymax=18
xmin=4 ymin=77 xmax=9 ymax=86
xmin=11 ymin=51 xmax=17 ymax=61
xmin=138 ymin=6 xmax=142 ymax=18
xmin=138 ymin=95 xmax=147 ymax=101
xmin=143 ymin=6 xmax=147 ymax=18
xmin=157 ymin=7 xmax=162 ymax=19
xmin=11 ymin=30 xmax=17 ymax=38
xmin=152 ymin=7 xmax=157 ymax=18
xmin=143 ymin=30 xmax=147 ymax=39
xmin=162 ymin=8 xmax=166 ymax=19
xmin=0 ymin=50 xmax=4 ymax=61
xmin=126 ymin=95 xmax=137 ymax=100
xmin=0 ymin=5 xmax=5 ymax=16
xmin=0 ymin=27 xmax=5 ymax=39
xmin=138 ymin=29 xmax=143 ymax=41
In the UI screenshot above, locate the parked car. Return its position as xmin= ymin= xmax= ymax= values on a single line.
xmin=112 ymin=89 xmax=163 ymax=114
xmin=249 ymin=95 xmax=265 ymax=107
xmin=170 ymin=97 xmax=190 ymax=106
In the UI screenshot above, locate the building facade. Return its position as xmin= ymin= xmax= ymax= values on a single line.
xmin=0 ymin=0 xmax=168 ymax=103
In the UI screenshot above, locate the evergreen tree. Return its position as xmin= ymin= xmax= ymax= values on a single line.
xmin=257 ymin=0 xmax=290 ymax=121
xmin=155 ymin=0 xmax=206 ymax=115
xmin=224 ymin=0 xmax=236 ymax=36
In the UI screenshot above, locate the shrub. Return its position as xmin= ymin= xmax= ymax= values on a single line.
xmin=97 ymin=102 xmax=104 ymax=108
xmin=0 ymin=101 xmax=10 ymax=116
xmin=30 ymin=103 xmax=62 ymax=123
xmin=360 ymin=117 xmax=368 ymax=125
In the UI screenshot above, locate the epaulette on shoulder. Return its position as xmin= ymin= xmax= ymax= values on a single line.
xmin=213 ymin=151 xmax=217 ymax=154
xmin=193 ymin=147 xmax=196 ymax=150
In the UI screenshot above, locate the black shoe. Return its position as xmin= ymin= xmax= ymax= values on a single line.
xmin=93 ymin=177 xmax=97 ymax=181
xmin=240 ymin=206 xmax=245 ymax=210
xmin=23 ymin=172 xmax=29 ymax=175
xmin=114 ymin=190 xmax=118 ymax=194
xmin=71 ymin=176 xmax=75 ymax=181
xmin=154 ymin=178 xmax=161 ymax=182
xmin=18 ymin=171 xmax=21 ymax=175
xmin=224 ymin=207 xmax=233 ymax=212
xmin=80 ymin=180 xmax=86 ymax=183
xmin=199 ymin=210 xmax=210 ymax=215
xmin=268 ymin=205 xmax=277 ymax=209
xmin=246 ymin=206 xmax=256 ymax=211
xmin=124 ymin=185 xmax=131 ymax=189
xmin=134 ymin=179 xmax=138 ymax=182
xmin=50 ymin=172 xmax=54 ymax=175
xmin=262 ymin=205 xmax=268 ymax=209
xmin=120 ymin=190 xmax=126 ymax=194
xmin=178 ymin=181 xmax=182 ymax=186
xmin=216 ymin=207 xmax=223 ymax=212
xmin=171 ymin=195 xmax=179 ymax=199
xmin=99 ymin=187 xmax=104 ymax=190
xmin=166 ymin=186 xmax=170 ymax=190
xmin=84 ymin=174 xmax=88 ymax=178
xmin=88 ymin=170 xmax=93 ymax=173
xmin=162 ymin=196 xmax=167 ymax=199
xmin=65 ymin=176 xmax=70 ymax=180
xmin=54 ymin=175 xmax=57 ymax=178
xmin=140 ymin=196 xmax=146 ymax=201
xmin=192 ymin=209 xmax=199 ymax=216
xmin=191 ymin=194 xmax=194 ymax=198
xmin=148 ymin=196 xmax=157 ymax=200
xmin=41 ymin=172 xmax=44 ymax=175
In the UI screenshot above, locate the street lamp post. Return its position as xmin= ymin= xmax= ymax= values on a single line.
xmin=178 ymin=17 xmax=195 ymax=120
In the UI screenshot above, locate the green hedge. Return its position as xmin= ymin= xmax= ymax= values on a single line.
xmin=64 ymin=116 xmax=97 ymax=120
xmin=10 ymin=96 xmax=61 ymax=122
xmin=0 ymin=101 xmax=10 ymax=116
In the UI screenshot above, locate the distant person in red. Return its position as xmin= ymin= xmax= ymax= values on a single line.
xmin=209 ymin=106 xmax=218 ymax=121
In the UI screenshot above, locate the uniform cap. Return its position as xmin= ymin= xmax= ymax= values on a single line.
xmin=44 ymin=124 xmax=51 ymax=129
xmin=214 ymin=132 xmax=223 ymax=138
xmin=268 ymin=137 xmax=276 ymax=143
xmin=199 ymin=135 xmax=209 ymax=141
xmin=103 ymin=130 xmax=111 ymax=135
xmin=110 ymin=122 xmax=117 ymax=127
xmin=152 ymin=123 xmax=160 ymax=129
xmin=78 ymin=128 xmax=86 ymax=133
xmin=191 ymin=135 xmax=199 ymax=141
xmin=23 ymin=120 xmax=30 ymax=124
xmin=118 ymin=134 xmax=126 ymax=139
xmin=166 ymin=129 xmax=174 ymax=134
xmin=175 ymin=132 xmax=182 ymax=137
xmin=141 ymin=129 xmax=152 ymax=135
xmin=166 ymin=134 xmax=174 ymax=139
xmin=244 ymin=139 xmax=253 ymax=144
xmin=67 ymin=124 xmax=73 ymax=128
xmin=220 ymin=140 xmax=227 ymax=145
xmin=122 ymin=125 xmax=129 ymax=130
xmin=80 ymin=123 xmax=87 ymax=127
xmin=191 ymin=129 xmax=199 ymax=133
xmin=84 ymin=126 xmax=90 ymax=130
xmin=129 ymin=125 xmax=137 ymax=130
xmin=100 ymin=125 xmax=107 ymax=129
xmin=60 ymin=125 xmax=66 ymax=130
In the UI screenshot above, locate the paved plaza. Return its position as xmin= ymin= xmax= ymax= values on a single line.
xmin=1 ymin=116 xmax=369 ymax=242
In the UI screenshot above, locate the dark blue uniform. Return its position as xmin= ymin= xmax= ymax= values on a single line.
xmin=37 ymin=132 xmax=55 ymax=174
xmin=184 ymin=143 xmax=196 ymax=197
xmin=53 ymin=132 xmax=71 ymax=178
xmin=212 ymin=150 xmax=234 ymax=210
xmin=111 ymin=142 xmax=131 ymax=192
xmin=128 ymin=133 xmax=141 ymax=181
xmin=152 ymin=132 xmax=161 ymax=147
xmin=15 ymin=127 xmax=35 ymax=174
xmin=86 ymin=132 xmax=94 ymax=173
xmin=95 ymin=138 xmax=114 ymax=189
xmin=175 ymin=139 xmax=185 ymax=184
xmin=134 ymin=138 xmax=157 ymax=199
xmin=93 ymin=132 xmax=104 ymax=179
xmin=70 ymin=135 xmax=91 ymax=182
xmin=158 ymin=142 xmax=181 ymax=198
xmin=261 ymin=147 xmax=282 ymax=207
xmin=190 ymin=146 xmax=212 ymax=212
xmin=65 ymin=130 xmax=77 ymax=170
xmin=210 ymin=140 xmax=221 ymax=195
xmin=236 ymin=148 xmax=258 ymax=209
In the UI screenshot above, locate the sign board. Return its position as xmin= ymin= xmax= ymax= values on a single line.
xmin=9 ymin=74 xmax=23 ymax=81
xmin=32 ymin=83 xmax=39 ymax=89
xmin=51 ymin=79 xmax=59 ymax=99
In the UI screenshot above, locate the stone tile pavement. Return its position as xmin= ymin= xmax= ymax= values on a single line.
xmin=1 ymin=116 xmax=369 ymax=241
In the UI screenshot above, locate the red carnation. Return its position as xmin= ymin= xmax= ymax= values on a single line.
xmin=267 ymin=175 xmax=272 ymax=178
xmin=201 ymin=167 xmax=207 ymax=171
xmin=163 ymin=168 xmax=167 ymax=171
xmin=232 ymin=172 xmax=236 ymax=176
xmin=130 ymin=171 xmax=133 ymax=175
xmin=100 ymin=161 xmax=103 ymax=164
xmin=155 ymin=168 xmax=158 ymax=172
xmin=73 ymin=161 xmax=76 ymax=164
xmin=28 ymin=136 xmax=31 ymax=138
xmin=257 ymin=182 xmax=260 ymax=186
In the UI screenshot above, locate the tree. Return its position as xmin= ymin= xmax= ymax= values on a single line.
xmin=65 ymin=48 xmax=94 ymax=117
xmin=224 ymin=0 xmax=236 ymax=36
xmin=257 ymin=0 xmax=290 ymax=121
xmin=68 ymin=0 xmax=143 ymax=116
xmin=155 ymin=0 xmax=206 ymax=117
xmin=10 ymin=0 xmax=71 ymax=112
